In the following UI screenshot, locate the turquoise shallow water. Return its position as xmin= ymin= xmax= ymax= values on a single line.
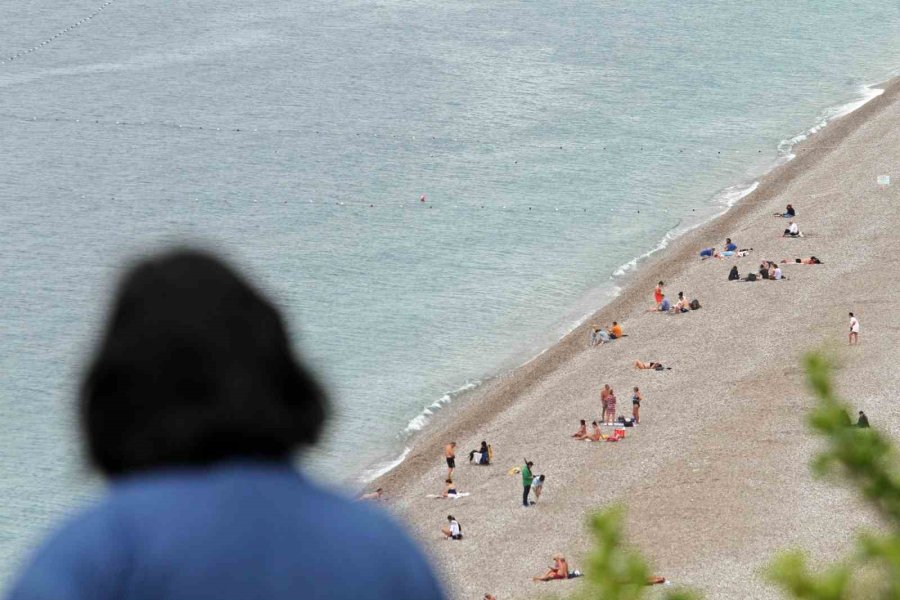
xmin=3 ymin=0 xmax=900 ymax=583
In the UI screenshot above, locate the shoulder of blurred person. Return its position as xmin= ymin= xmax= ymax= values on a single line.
xmin=7 ymin=461 xmax=445 ymax=600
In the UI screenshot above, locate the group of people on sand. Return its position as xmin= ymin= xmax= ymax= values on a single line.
xmin=647 ymin=284 xmax=696 ymax=314
xmin=589 ymin=321 xmax=623 ymax=346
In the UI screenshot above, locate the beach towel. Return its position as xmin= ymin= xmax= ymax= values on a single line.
xmin=508 ymin=467 xmax=521 ymax=475
xmin=426 ymin=493 xmax=471 ymax=499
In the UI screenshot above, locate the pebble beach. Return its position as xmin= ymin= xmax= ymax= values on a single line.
xmin=370 ymin=76 xmax=900 ymax=599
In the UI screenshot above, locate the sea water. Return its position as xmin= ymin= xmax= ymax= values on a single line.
xmin=3 ymin=0 xmax=900 ymax=583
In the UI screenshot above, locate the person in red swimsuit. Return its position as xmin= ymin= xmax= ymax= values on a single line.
xmin=533 ymin=555 xmax=569 ymax=581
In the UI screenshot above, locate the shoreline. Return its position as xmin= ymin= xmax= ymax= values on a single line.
xmin=369 ymin=73 xmax=900 ymax=599
xmin=360 ymin=78 xmax=889 ymax=488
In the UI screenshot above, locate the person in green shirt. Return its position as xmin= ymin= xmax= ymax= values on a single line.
xmin=522 ymin=460 xmax=534 ymax=507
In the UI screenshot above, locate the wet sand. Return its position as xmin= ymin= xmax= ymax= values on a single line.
xmin=370 ymin=76 xmax=900 ymax=599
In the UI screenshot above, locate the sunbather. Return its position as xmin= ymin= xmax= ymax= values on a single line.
xmin=358 ymin=488 xmax=384 ymax=501
xmin=781 ymin=256 xmax=822 ymax=264
xmin=571 ymin=420 xmax=588 ymax=440
xmin=672 ymin=292 xmax=690 ymax=313
xmin=533 ymin=554 xmax=569 ymax=581
xmin=586 ymin=421 xmax=605 ymax=442
xmin=635 ymin=360 xmax=668 ymax=370
xmin=441 ymin=479 xmax=458 ymax=498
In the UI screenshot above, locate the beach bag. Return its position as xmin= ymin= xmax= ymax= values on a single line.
xmin=689 ymin=299 xmax=701 ymax=310
xmin=614 ymin=428 xmax=626 ymax=439
xmin=745 ymin=273 xmax=757 ymax=282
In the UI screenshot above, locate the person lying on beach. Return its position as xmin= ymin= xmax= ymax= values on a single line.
xmin=774 ymin=204 xmax=796 ymax=218
xmin=533 ymin=554 xmax=569 ymax=581
xmin=484 ymin=595 xmax=497 ymax=600
xmin=590 ymin=326 xmax=610 ymax=346
xmin=700 ymin=247 xmax=716 ymax=259
xmin=531 ymin=474 xmax=545 ymax=503
xmin=781 ymin=256 xmax=822 ymax=264
xmin=441 ymin=515 xmax=462 ymax=540
xmin=728 ymin=266 xmax=740 ymax=281
xmin=445 ymin=442 xmax=456 ymax=479
xmin=441 ymin=479 xmax=458 ymax=498
xmin=646 ymin=294 xmax=671 ymax=312
xmin=608 ymin=321 xmax=623 ymax=339
xmin=572 ymin=420 xmax=588 ymax=440
xmin=635 ymin=360 xmax=669 ymax=370
xmin=358 ymin=488 xmax=384 ymax=501
xmin=783 ymin=221 xmax=803 ymax=237
xmin=586 ymin=421 xmax=606 ymax=442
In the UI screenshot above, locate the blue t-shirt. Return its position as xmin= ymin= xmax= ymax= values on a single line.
xmin=7 ymin=461 xmax=446 ymax=600
xmin=660 ymin=298 xmax=671 ymax=311
xmin=725 ymin=243 xmax=737 ymax=252
xmin=700 ymin=248 xmax=713 ymax=257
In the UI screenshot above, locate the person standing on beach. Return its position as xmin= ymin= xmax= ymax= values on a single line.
xmin=632 ymin=387 xmax=642 ymax=424
xmin=600 ymin=385 xmax=611 ymax=422
xmin=849 ymin=312 xmax=860 ymax=345
xmin=605 ymin=389 xmax=617 ymax=424
xmin=531 ymin=474 xmax=546 ymax=503
xmin=654 ymin=281 xmax=664 ymax=305
xmin=521 ymin=460 xmax=534 ymax=507
xmin=445 ymin=442 xmax=456 ymax=479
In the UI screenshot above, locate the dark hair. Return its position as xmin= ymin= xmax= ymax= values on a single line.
xmin=81 ymin=249 xmax=328 ymax=476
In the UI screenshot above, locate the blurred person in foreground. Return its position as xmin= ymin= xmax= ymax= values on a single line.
xmin=7 ymin=249 xmax=446 ymax=600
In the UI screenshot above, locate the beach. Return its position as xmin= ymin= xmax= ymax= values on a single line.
xmin=371 ymin=76 xmax=900 ymax=599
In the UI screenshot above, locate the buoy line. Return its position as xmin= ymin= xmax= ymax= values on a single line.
xmin=0 ymin=0 xmax=117 ymax=66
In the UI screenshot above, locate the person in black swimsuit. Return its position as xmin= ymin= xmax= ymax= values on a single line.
xmin=632 ymin=386 xmax=642 ymax=424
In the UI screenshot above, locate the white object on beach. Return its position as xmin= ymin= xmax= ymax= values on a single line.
xmin=878 ymin=175 xmax=891 ymax=186
xmin=426 ymin=493 xmax=471 ymax=499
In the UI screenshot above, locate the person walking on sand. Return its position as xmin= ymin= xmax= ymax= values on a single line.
xmin=632 ymin=387 xmax=642 ymax=424
xmin=521 ymin=460 xmax=534 ymax=507
xmin=605 ymin=389 xmax=617 ymax=424
xmin=444 ymin=442 xmax=456 ymax=479
xmin=654 ymin=281 xmax=664 ymax=305
xmin=849 ymin=312 xmax=860 ymax=345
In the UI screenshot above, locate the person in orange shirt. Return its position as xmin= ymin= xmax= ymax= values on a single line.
xmin=608 ymin=322 xmax=623 ymax=339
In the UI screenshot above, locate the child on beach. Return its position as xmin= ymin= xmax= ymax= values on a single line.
xmin=531 ymin=474 xmax=546 ymax=503
xmin=521 ymin=460 xmax=534 ymax=507
xmin=441 ymin=515 xmax=462 ymax=540
xmin=654 ymin=281 xmax=664 ymax=304
xmin=533 ymin=555 xmax=569 ymax=582
xmin=572 ymin=420 xmax=588 ymax=440
xmin=444 ymin=442 xmax=456 ymax=479
xmin=849 ymin=312 xmax=860 ymax=345
xmin=632 ymin=387 xmax=642 ymax=424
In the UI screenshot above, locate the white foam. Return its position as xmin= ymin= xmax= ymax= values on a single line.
xmin=360 ymin=447 xmax=411 ymax=483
